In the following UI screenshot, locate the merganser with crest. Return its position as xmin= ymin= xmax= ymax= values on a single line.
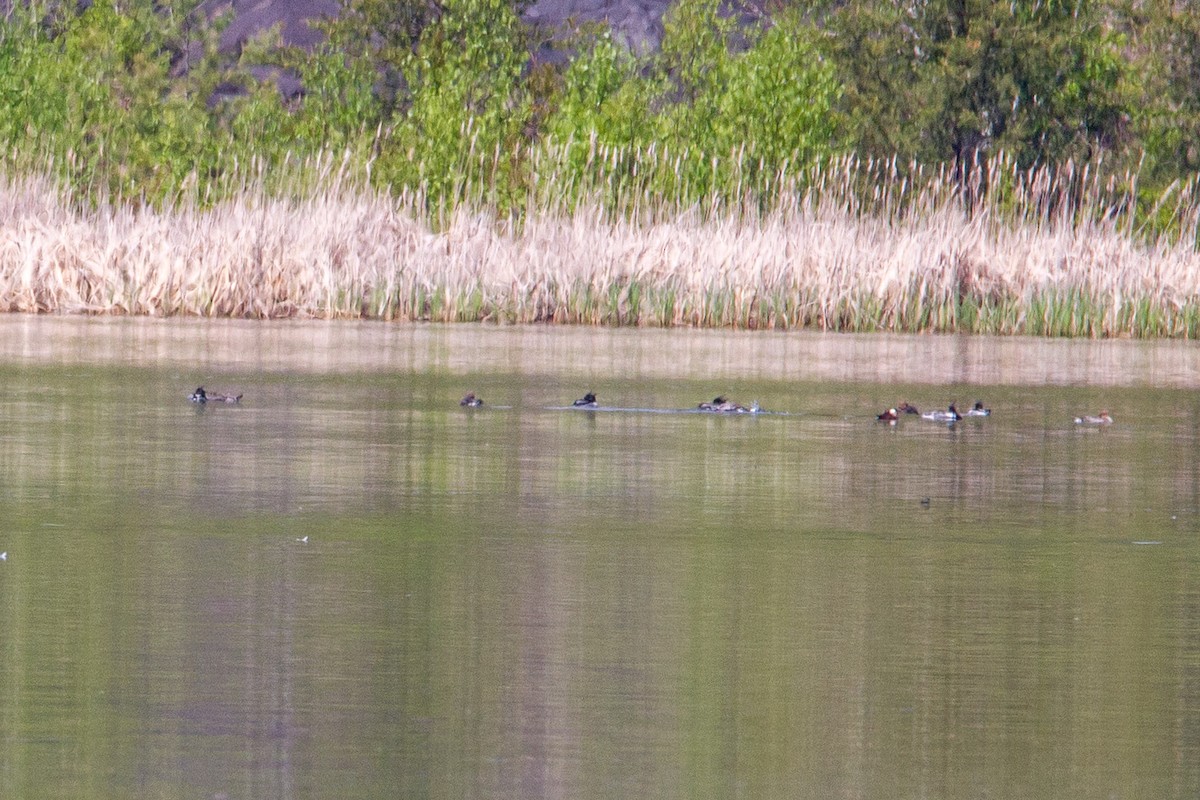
xmin=190 ymin=386 xmax=242 ymax=404
xmin=965 ymin=401 xmax=991 ymax=417
xmin=698 ymin=396 xmax=758 ymax=413
xmin=921 ymin=404 xmax=962 ymax=422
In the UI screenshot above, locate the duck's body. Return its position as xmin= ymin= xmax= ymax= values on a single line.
xmin=190 ymin=386 xmax=242 ymax=404
xmin=1075 ymin=411 xmax=1113 ymax=425
xmin=573 ymin=392 xmax=598 ymax=408
xmin=877 ymin=407 xmax=900 ymax=422
xmin=899 ymin=403 xmax=920 ymax=415
xmin=966 ymin=401 xmax=991 ymax=417
xmin=698 ymin=396 xmax=753 ymax=413
xmin=921 ymin=404 xmax=962 ymax=422
xmin=460 ymin=393 xmax=484 ymax=407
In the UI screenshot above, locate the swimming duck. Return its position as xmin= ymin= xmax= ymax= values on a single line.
xmin=1074 ymin=411 xmax=1113 ymax=425
xmin=877 ymin=407 xmax=900 ymax=421
xmin=921 ymin=404 xmax=962 ymax=422
xmin=190 ymin=386 xmax=242 ymax=404
xmin=698 ymin=396 xmax=751 ymax=413
xmin=573 ymin=392 xmax=598 ymax=408
xmin=965 ymin=401 xmax=991 ymax=417
xmin=460 ymin=393 xmax=484 ymax=407
xmin=898 ymin=403 xmax=920 ymax=415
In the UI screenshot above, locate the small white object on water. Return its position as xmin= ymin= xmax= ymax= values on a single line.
xmin=1132 ymin=541 xmax=1163 ymax=546
xmin=296 ymin=536 xmax=308 ymax=543
xmin=1 ymin=552 xmax=7 ymax=561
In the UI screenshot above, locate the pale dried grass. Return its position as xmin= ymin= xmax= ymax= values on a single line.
xmin=1 ymin=152 xmax=1198 ymax=336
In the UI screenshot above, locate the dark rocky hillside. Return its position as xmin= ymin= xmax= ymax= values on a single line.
xmin=208 ymin=0 xmax=674 ymax=55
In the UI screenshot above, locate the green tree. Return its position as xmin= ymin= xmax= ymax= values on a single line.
xmin=382 ymin=0 xmax=530 ymax=207
xmin=712 ymin=12 xmax=840 ymax=175
xmin=0 ymin=0 xmax=230 ymax=199
xmin=828 ymin=1 xmax=1130 ymax=170
xmin=1116 ymin=0 xmax=1200 ymax=186
xmin=314 ymin=0 xmax=445 ymax=118
xmin=652 ymin=0 xmax=841 ymax=199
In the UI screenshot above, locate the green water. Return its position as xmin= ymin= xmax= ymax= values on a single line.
xmin=1 ymin=317 xmax=1198 ymax=799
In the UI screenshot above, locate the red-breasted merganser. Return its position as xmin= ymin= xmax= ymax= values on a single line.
xmin=190 ymin=386 xmax=242 ymax=404
xmin=698 ymin=396 xmax=759 ymax=413
xmin=921 ymin=404 xmax=962 ymax=422
xmin=1074 ymin=411 xmax=1113 ymax=425
xmin=460 ymin=393 xmax=484 ymax=407
xmin=965 ymin=401 xmax=991 ymax=417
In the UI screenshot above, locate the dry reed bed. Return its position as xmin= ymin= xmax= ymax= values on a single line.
xmin=1 ymin=159 xmax=1199 ymax=336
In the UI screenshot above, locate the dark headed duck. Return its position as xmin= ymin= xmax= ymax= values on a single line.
xmin=966 ymin=401 xmax=991 ymax=417
xmin=921 ymin=404 xmax=962 ymax=422
xmin=190 ymin=386 xmax=242 ymax=404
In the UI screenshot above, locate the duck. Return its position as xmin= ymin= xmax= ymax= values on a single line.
xmin=921 ymin=404 xmax=962 ymax=422
xmin=698 ymin=395 xmax=751 ymax=413
xmin=190 ymin=386 xmax=242 ymax=404
xmin=573 ymin=392 xmax=598 ymax=408
xmin=460 ymin=392 xmax=484 ymax=407
xmin=1074 ymin=411 xmax=1113 ymax=425
xmin=898 ymin=403 xmax=920 ymax=415
xmin=965 ymin=401 xmax=991 ymax=417
xmin=877 ymin=407 xmax=900 ymax=422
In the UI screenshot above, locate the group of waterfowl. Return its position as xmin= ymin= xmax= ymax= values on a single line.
xmin=875 ymin=400 xmax=1113 ymax=426
xmin=186 ymin=384 xmax=1111 ymax=426
xmin=461 ymin=391 xmax=762 ymax=414
xmin=876 ymin=401 xmax=991 ymax=423
xmin=462 ymin=391 xmax=1116 ymax=425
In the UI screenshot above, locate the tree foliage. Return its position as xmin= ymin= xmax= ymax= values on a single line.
xmin=0 ymin=0 xmax=1199 ymax=219
xmin=0 ymin=0 xmax=225 ymax=197
xmin=827 ymin=0 xmax=1129 ymax=170
xmin=1113 ymin=0 xmax=1200 ymax=184
xmin=538 ymin=0 xmax=841 ymax=204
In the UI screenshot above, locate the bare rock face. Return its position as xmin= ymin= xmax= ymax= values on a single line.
xmin=523 ymin=0 xmax=671 ymax=54
xmin=212 ymin=0 xmax=343 ymax=52
xmin=3 ymin=0 xmax=675 ymax=56
xmin=4 ymin=0 xmax=677 ymax=97
xmin=207 ymin=0 xmax=672 ymax=54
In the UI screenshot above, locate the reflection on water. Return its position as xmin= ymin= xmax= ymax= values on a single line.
xmin=1 ymin=317 xmax=1200 ymax=799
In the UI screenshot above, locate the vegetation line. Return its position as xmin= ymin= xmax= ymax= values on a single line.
xmin=3 ymin=152 xmax=1199 ymax=338
xmin=3 ymin=1 xmax=1200 ymax=336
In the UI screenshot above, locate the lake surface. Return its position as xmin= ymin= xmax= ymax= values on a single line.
xmin=1 ymin=316 xmax=1199 ymax=799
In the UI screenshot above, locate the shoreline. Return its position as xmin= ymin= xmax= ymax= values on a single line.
xmin=3 ymin=315 xmax=1198 ymax=390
